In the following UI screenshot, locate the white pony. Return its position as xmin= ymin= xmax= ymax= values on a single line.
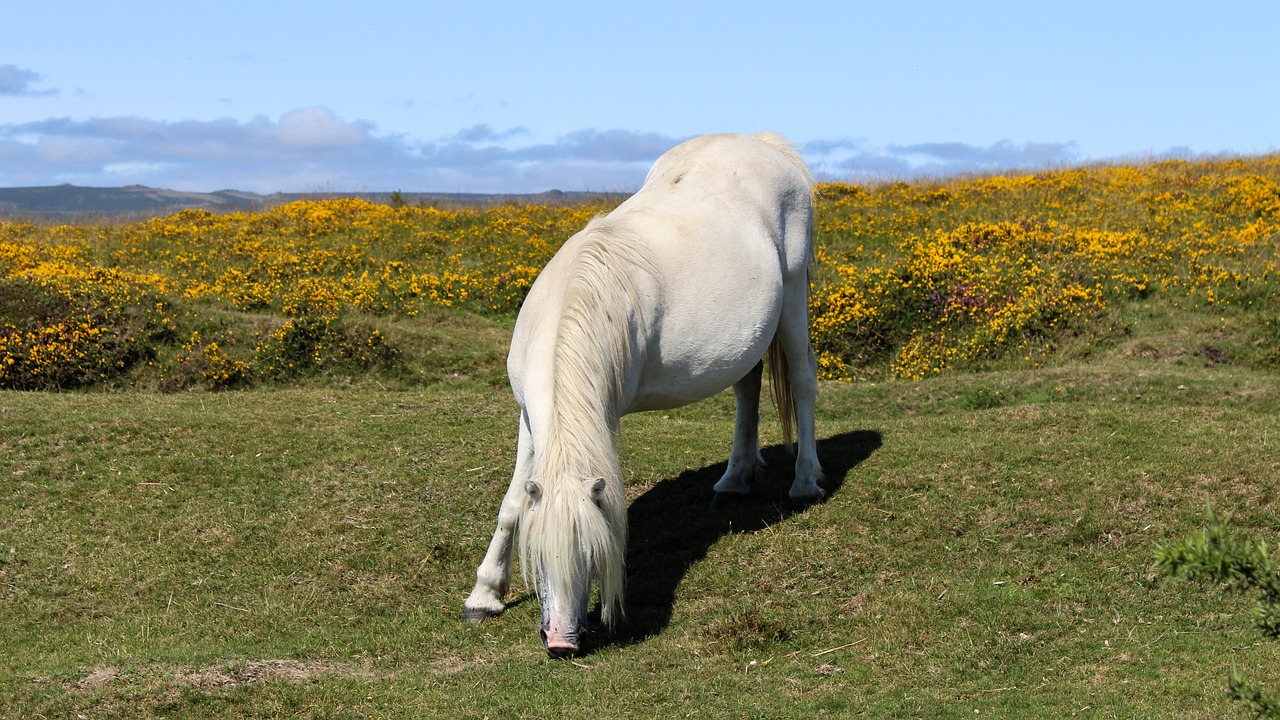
xmin=462 ymin=133 xmax=824 ymax=657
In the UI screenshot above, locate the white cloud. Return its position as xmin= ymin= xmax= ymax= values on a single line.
xmin=0 ymin=110 xmax=685 ymax=193
xmin=269 ymin=107 xmax=374 ymax=149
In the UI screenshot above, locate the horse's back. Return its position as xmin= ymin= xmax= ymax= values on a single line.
xmin=611 ymin=134 xmax=808 ymax=261
xmin=618 ymin=134 xmax=814 ymax=410
xmin=637 ymin=132 xmax=814 ymax=254
xmin=510 ymin=133 xmax=814 ymax=415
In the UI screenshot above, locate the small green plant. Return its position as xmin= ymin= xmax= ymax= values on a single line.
xmin=1158 ymin=508 xmax=1280 ymax=718
xmin=960 ymin=385 xmax=1006 ymax=410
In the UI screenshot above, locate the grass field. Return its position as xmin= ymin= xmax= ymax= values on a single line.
xmin=2 ymin=155 xmax=1279 ymax=717
xmin=3 ymin=315 xmax=1279 ymax=718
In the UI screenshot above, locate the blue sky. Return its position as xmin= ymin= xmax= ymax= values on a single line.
xmin=2 ymin=1 xmax=1278 ymax=193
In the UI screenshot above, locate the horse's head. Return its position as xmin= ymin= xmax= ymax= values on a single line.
xmin=520 ymin=475 xmax=626 ymax=658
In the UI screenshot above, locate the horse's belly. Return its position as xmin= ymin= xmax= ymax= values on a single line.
xmin=624 ymin=255 xmax=782 ymax=414
xmin=627 ymin=377 xmax=742 ymax=413
xmin=625 ymin=326 xmax=772 ymax=414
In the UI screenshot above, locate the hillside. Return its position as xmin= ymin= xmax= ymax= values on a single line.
xmin=1 ymin=156 xmax=1279 ymax=717
xmin=0 ymin=183 xmax=617 ymax=218
xmin=0 ymin=184 xmax=264 ymax=218
xmin=4 ymin=153 xmax=1278 ymax=392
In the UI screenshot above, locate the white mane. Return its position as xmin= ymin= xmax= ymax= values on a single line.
xmin=517 ymin=218 xmax=654 ymax=628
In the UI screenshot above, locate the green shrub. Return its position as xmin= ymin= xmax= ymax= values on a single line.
xmin=0 ymin=273 xmax=172 ymax=390
xmin=253 ymin=315 xmax=401 ymax=381
xmin=1159 ymin=509 xmax=1280 ymax=718
xmin=158 ymin=330 xmax=253 ymax=392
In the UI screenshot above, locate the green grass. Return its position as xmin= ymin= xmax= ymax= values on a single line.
xmin=2 ymin=302 xmax=1278 ymax=718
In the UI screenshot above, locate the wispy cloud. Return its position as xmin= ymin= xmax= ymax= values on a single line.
xmin=0 ymin=64 xmax=56 ymax=97
xmin=410 ymin=128 xmax=685 ymax=194
xmin=888 ymin=140 xmax=1080 ymax=168
xmin=448 ymin=124 xmax=529 ymax=144
xmin=512 ymin=129 xmax=683 ymax=163
xmin=807 ymin=138 xmax=1081 ymax=180
xmin=0 ymin=106 xmax=1092 ymax=193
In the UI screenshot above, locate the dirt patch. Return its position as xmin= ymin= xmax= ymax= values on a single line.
xmin=69 ymin=659 xmax=369 ymax=694
xmin=175 ymin=659 xmax=342 ymax=690
xmin=1197 ymin=343 xmax=1230 ymax=365
xmin=74 ymin=667 xmax=119 ymax=690
xmin=1124 ymin=340 xmax=1184 ymax=361
xmin=428 ymin=654 xmax=493 ymax=676
xmin=179 ymin=666 xmax=237 ymax=691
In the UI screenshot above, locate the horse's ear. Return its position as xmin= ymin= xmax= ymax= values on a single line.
xmin=587 ymin=477 xmax=606 ymax=500
xmin=525 ymin=480 xmax=543 ymax=502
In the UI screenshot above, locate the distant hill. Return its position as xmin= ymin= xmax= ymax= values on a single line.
xmin=0 ymin=185 xmax=264 ymax=219
xmin=0 ymin=184 xmax=619 ymax=219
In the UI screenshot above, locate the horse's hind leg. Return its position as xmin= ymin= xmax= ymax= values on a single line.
xmin=778 ymin=291 xmax=825 ymax=510
xmin=463 ymin=411 xmax=534 ymax=622
xmin=711 ymin=361 xmax=765 ymax=509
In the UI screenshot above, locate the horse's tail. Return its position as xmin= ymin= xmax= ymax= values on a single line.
xmin=757 ymin=131 xmax=812 ymax=451
xmin=767 ymin=333 xmax=796 ymax=450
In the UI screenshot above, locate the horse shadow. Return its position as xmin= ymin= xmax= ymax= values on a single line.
xmin=614 ymin=429 xmax=882 ymax=647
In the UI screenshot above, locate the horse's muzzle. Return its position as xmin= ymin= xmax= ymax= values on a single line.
xmin=540 ymin=626 xmax=583 ymax=659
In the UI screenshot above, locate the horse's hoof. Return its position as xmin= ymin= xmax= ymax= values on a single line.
xmin=788 ymin=491 xmax=825 ymax=513
xmin=710 ymin=492 xmax=748 ymax=511
xmin=462 ymin=606 xmax=500 ymax=624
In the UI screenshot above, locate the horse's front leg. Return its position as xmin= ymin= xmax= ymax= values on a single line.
xmin=463 ymin=411 xmax=534 ymax=622
xmin=711 ymin=361 xmax=765 ymax=509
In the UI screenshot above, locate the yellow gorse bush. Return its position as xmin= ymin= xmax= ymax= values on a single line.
xmin=113 ymin=199 xmax=600 ymax=317
xmin=1 ymin=155 xmax=1278 ymax=389
xmin=809 ymin=157 xmax=1280 ymax=379
xmin=0 ymin=253 xmax=173 ymax=389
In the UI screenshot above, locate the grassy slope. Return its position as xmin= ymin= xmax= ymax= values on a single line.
xmin=2 ymin=308 xmax=1278 ymax=718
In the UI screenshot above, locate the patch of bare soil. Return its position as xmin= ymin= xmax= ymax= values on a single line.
xmin=428 ymin=654 xmax=495 ymax=676
xmin=175 ymin=659 xmax=343 ymax=690
xmin=69 ymin=658 xmax=370 ymax=694
xmin=73 ymin=667 xmax=119 ymax=690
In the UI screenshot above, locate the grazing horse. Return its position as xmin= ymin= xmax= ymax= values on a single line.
xmin=461 ymin=133 xmax=823 ymax=657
